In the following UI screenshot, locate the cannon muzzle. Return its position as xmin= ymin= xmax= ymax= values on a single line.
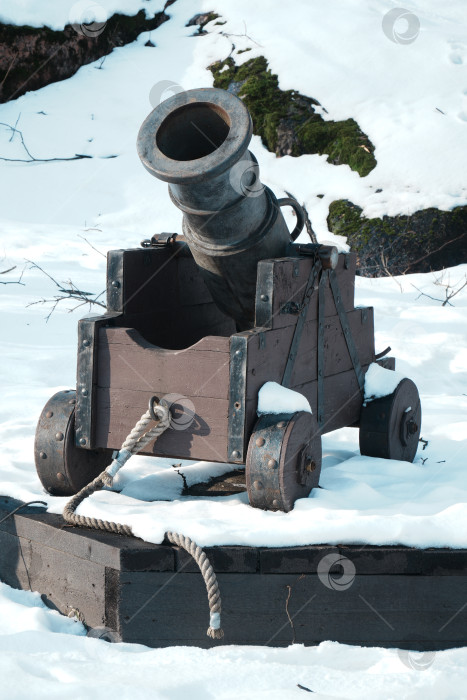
xmin=137 ymin=88 xmax=303 ymax=330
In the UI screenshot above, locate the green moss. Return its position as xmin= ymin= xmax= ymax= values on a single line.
xmin=236 ymin=48 xmax=251 ymax=54
xmin=209 ymin=56 xmax=376 ymax=177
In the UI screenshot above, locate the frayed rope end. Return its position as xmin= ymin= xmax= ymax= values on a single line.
xmin=207 ymin=611 xmax=223 ymax=639
xmin=207 ymin=626 xmax=224 ymax=640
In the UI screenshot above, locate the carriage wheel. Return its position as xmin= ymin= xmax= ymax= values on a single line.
xmin=34 ymin=390 xmax=112 ymax=496
xmin=359 ymin=378 xmax=422 ymax=463
xmin=246 ymin=411 xmax=322 ymax=512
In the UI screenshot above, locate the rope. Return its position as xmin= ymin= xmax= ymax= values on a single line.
xmin=62 ymin=398 xmax=224 ymax=639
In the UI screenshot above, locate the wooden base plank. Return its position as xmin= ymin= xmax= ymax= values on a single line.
xmin=1 ymin=497 xmax=466 ymax=651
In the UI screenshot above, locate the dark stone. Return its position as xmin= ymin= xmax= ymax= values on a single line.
xmin=327 ymin=199 xmax=467 ymax=276
xmin=0 ymin=8 xmax=170 ymax=103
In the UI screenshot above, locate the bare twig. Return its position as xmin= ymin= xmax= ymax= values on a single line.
xmin=220 ymin=21 xmax=262 ymax=47
xmin=25 ymin=259 xmax=106 ymax=321
xmin=0 ymin=263 xmax=26 ymax=286
xmin=411 ymin=271 xmax=467 ymax=307
xmin=78 ymin=233 xmax=106 ymax=258
xmin=0 ymin=118 xmax=117 ymax=163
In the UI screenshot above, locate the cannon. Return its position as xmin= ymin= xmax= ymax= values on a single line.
xmin=34 ymin=88 xmax=422 ymax=512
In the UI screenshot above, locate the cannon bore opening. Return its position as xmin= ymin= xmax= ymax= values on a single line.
xmin=156 ymin=102 xmax=231 ymax=161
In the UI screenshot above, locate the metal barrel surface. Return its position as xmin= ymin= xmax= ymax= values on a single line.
xmin=137 ymin=87 xmax=296 ymax=330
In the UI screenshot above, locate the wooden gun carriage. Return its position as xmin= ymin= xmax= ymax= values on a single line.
xmin=34 ymin=88 xmax=421 ymax=511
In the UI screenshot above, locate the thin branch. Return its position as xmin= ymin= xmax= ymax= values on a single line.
xmin=25 ymin=259 xmax=106 ymax=321
xmin=0 ymin=263 xmax=26 ymax=286
xmin=0 ymin=119 xmax=117 ymax=163
xmin=78 ymin=233 xmax=106 ymax=258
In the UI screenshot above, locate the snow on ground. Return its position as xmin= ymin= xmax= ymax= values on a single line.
xmin=0 ymin=580 xmax=465 ymax=700
xmin=0 ymin=0 xmax=467 ymax=691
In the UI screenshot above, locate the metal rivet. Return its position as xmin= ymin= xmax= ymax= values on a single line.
xmin=305 ymin=457 xmax=316 ymax=472
xmin=234 ymin=401 xmax=241 ymax=410
xmin=272 ymin=499 xmax=280 ymax=508
xmin=45 ymin=411 xmax=53 ymax=418
xmin=55 ymin=432 xmax=64 ymax=441
xmin=235 ymin=350 xmax=243 ymax=358
xmin=255 ymin=437 xmax=265 ymax=447
xmin=277 ymin=421 xmax=286 ymax=428
xmin=260 ymin=294 xmax=269 ymax=302
xmin=267 ymin=459 xmax=277 ymax=469
xmin=231 ymin=450 xmax=240 ymax=460
xmin=39 ymin=451 xmax=47 ymax=459
xmin=111 ymin=280 xmax=120 ymax=288
xmin=79 ymin=438 xmax=87 ymax=446
xmin=56 ymin=472 xmax=65 ymax=482
xmin=81 ymin=388 xmax=89 ymax=396
xmin=83 ymin=339 xmax=91 ymax=347
xmin=253 ymin=480 xmax=263 ymax=490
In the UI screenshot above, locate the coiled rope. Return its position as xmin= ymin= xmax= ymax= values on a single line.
xmin=63 ymin=398 xmax=223 ymax=639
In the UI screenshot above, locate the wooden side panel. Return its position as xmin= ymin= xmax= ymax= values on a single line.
xmin=94 ymin=328 xmax=231 ymax=460
xmin=108 ymin=247 xmax=235 ymax=349
xmin=255 ymin=253 xmax=356 ymax=330
xmin=96 ymin=389 xmax=230 ymax=461
xmin=245 ymin=308 xmax=374 ymax=398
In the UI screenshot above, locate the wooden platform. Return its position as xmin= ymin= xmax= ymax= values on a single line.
xmin=1 ymin=495 xmax=466 ymax=651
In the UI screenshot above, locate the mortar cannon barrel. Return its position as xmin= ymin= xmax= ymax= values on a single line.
xmin=137 ymin=87 xmax=304 ymax=330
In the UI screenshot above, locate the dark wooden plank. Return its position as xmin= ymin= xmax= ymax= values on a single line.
xmin=173 ymin=546 xmax=259 ymax=573
xmin=114 ymin=570 xmax=467 ymax=649
xmin=0 ymin=498 xmax=174 ymax=572
xmin=243 ymin=364 xmax=371 ymax=443
xmin=255 ymin=253 xmax=356 ymax=331
xmin=95 ymin=388 xmax=230 ymax=461
xmin=245 ymin=308 xmax=374 ymax=399
xmin=101 ymin=327 xmax=230 ymax=352
xmin=260 ymin=545 xmax=467 ymax=575
xmin=97 ymin=328 xmax=230 ymax=398
xmin=0 ymin=528 xmax=106 ymax=628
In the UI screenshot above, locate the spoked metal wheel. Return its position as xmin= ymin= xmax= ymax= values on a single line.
xmin=359 ymin=378 xmax=422 ymax=463
xmin=246 ymin=411 xmax=322 ymax=512
xmin=34 ymin=390 xmax=112 ymax=496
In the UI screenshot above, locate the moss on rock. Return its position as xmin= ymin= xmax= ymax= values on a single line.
xmin=210 ymin=56 xmax=376 ymax=177
xmin=327 ymin=199 xmax=467 ymax=276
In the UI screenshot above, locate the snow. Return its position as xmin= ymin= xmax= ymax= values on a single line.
xmin=0 ymin=0 xmax=466 ymax=689
xmin=257 ymin=382 xmax=312 ymax=416
xmin=0 ymin=579 xmax=465 ymax=699
xmin=363 ymin=363 xmax=407 ymax=402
